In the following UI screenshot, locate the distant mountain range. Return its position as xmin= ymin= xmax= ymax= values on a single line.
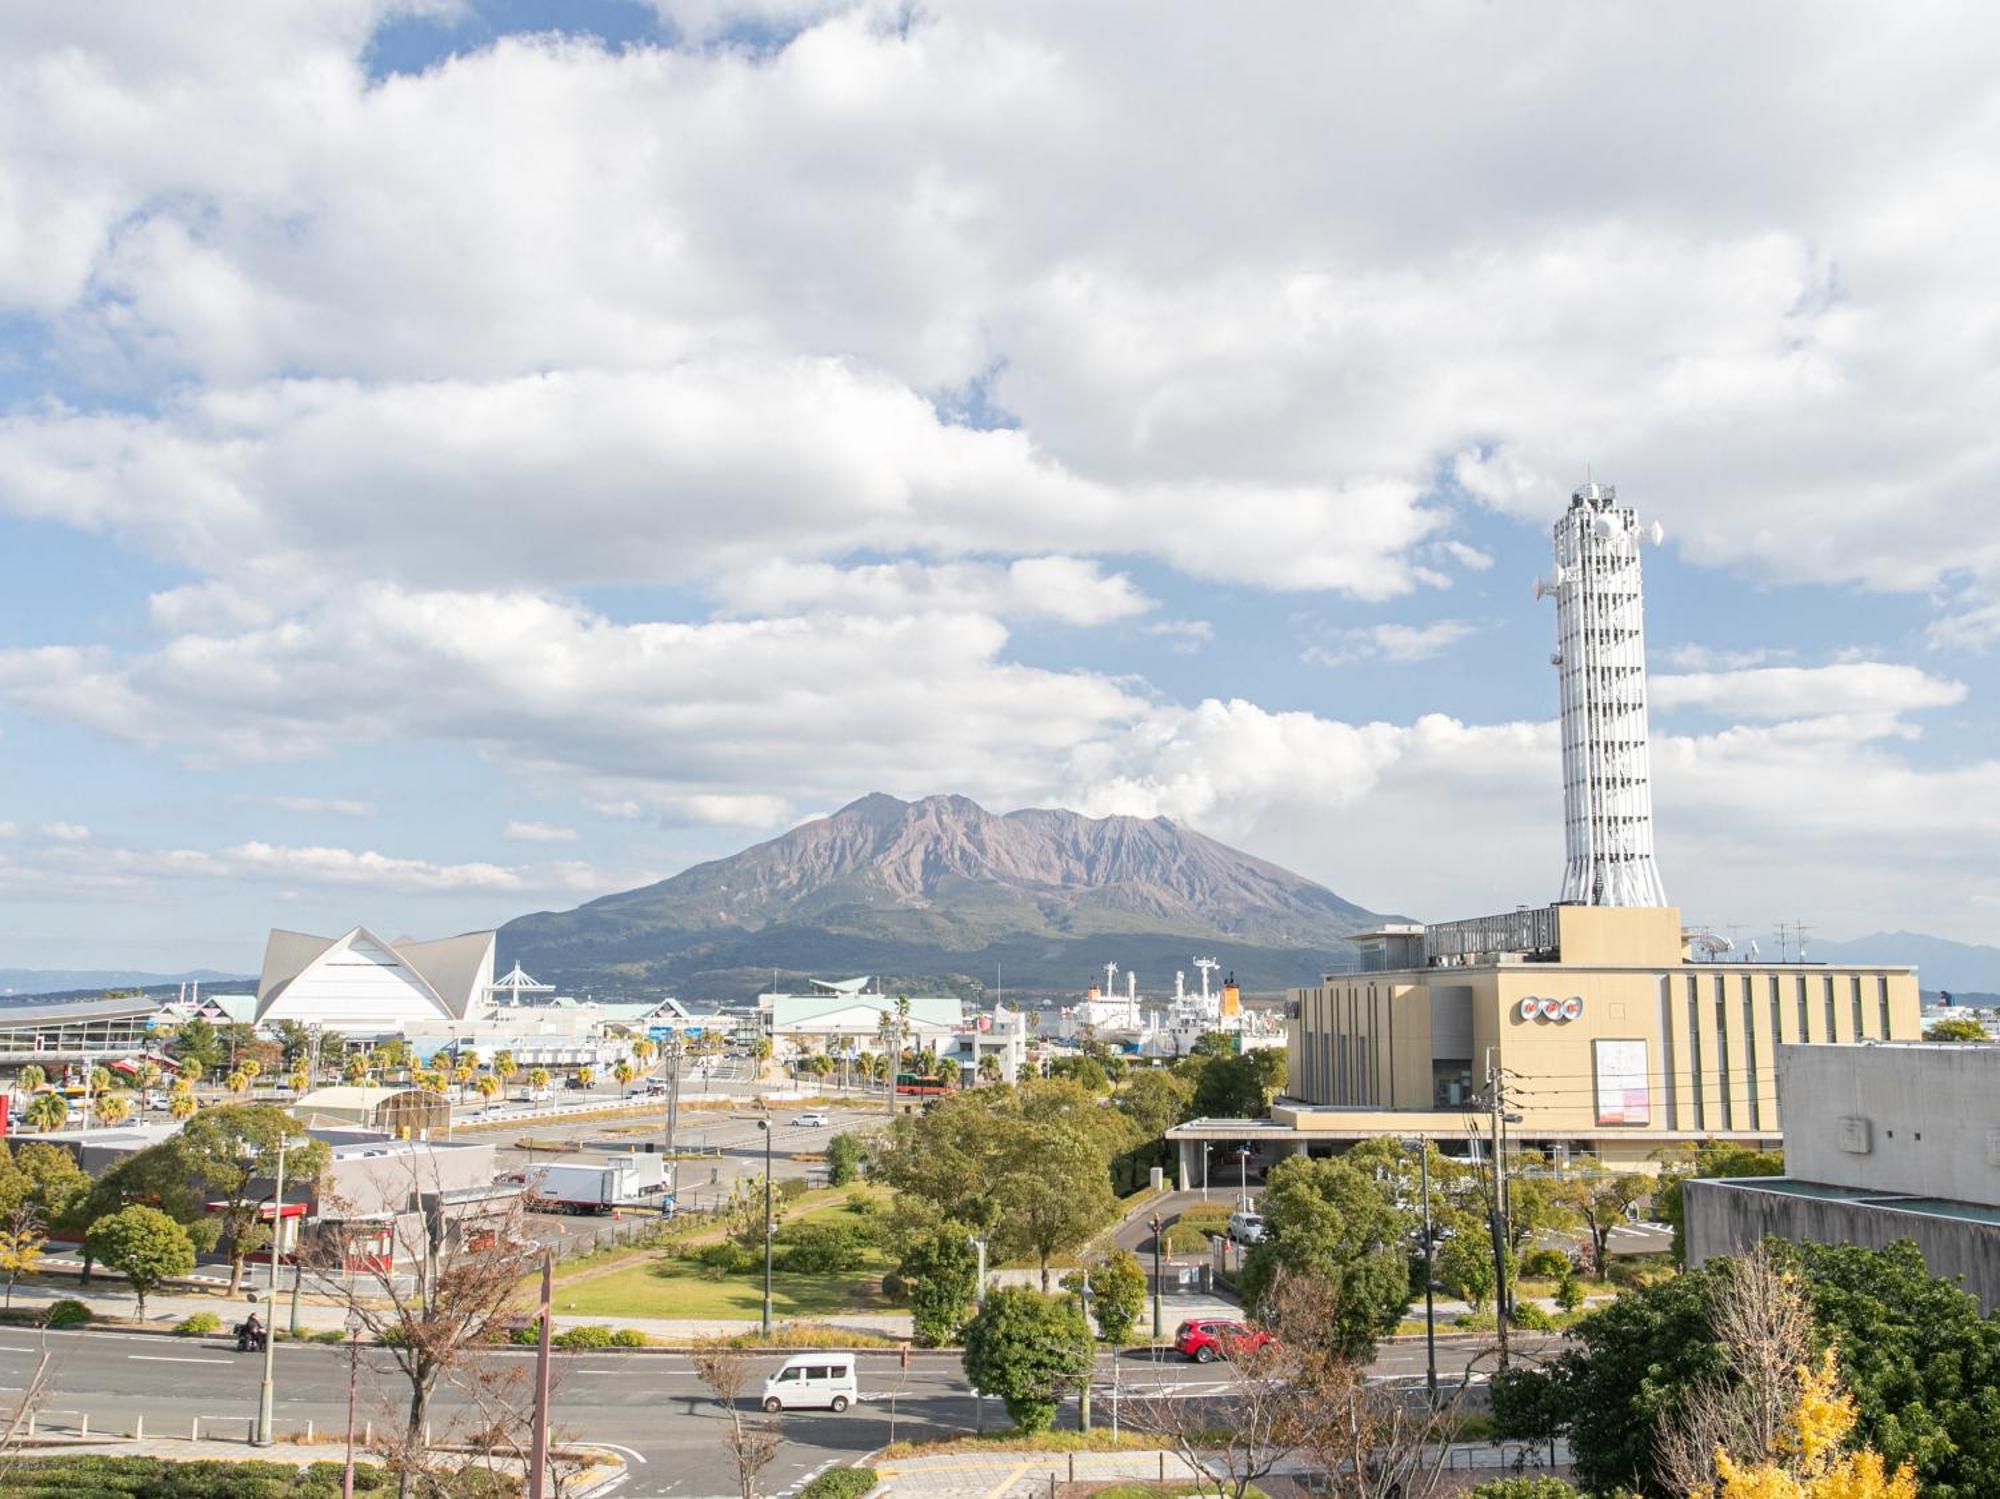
xmin=0 ymin=967 xmax=249 ymax=999
xmin=1774 ymin=931 xmax=2000 ymax=1000
xmin=500 ymin=792 xmax=1391 ymax=999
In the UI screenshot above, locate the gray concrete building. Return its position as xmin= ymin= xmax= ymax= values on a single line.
xmin=1686 ymin=1041 xmax=2000 ymax=1310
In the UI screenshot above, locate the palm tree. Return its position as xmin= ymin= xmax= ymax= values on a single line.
xmin=168 ymin=1087 xmax=198 ymax=1122
xmin=977 ymin=1054 xmax=1002 ymax=1085
xmin=494 ymin=1051 xmax=518 ymax=1097
xmin=612 ymin=1060 xmax=637 ymax=1096
xmin=95 ymin=1091 xmax=132 ymax=1127
xmin=575 ymin=1066 xmax=595 ymax=1091
xmin=288 ymin=1066 xmax=310 ymax=1094
xmin=135 ymin=1061 xmax=162 ymax=1092
xmin=748 ymin=1037 xmax=772 ymax=1081
xmin=224 ymin=1070 xmax=250 ymax=1095
xmin=89 ymin=1065 xmax=114 ymax=1096
xmin=528 ymin=1066 xmax=551 ymax=1093
xmin=631 ymin=1038 xmax=656 ymax=1070
xmin=238 ymin=1059 xmax=260 ymax=1082
xmin=24 ymin=1094 xmax=66 ymax=1132
xmin=473 ymin=1073 xmax=500 ymax=1107
xmin=17 ymin=1065 xmax=44 ymax=1094
xmin=458 ymin=1047 xmax=480 ymax=1073
xmin=413 ymin=1068 xmax=447 ymax=1094
xmin=342 ymin=1053 xmax=369 ymax=1085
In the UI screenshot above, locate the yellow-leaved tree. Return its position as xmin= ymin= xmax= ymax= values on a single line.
xmin=1702 ymin=1350 xmax=1917 ymax=1499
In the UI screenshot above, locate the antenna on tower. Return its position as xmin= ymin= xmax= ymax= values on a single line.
xmin=1104 ymin=961 xmax=1118 ymax=996
xmin=1193 ymin=957 xmax=1220 ymax=1000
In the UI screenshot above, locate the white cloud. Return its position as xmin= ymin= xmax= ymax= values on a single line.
xmin=1658 ymin=644 xmax=1794 ymax=672
xmin=1302 ymin=619 xmax=1480 ymax=668
xmin=503 ymin=820 xmax=578 ymax=844
xmin=38 ymin=822 xmax=90 ymax=841
xmin=1651 ymin=663 xmax=1967 ymax=722
xmin=1144 ymin=619 xmax=1213 ymax=654
xmin=255 ymin=795 xmax=374 ymax=817
xmin=716 ymin=555 xmax=1154 ymax=625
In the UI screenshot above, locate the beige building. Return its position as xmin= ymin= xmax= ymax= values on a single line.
xmin=1168 ymin=904 xmax=1920 ymax=1183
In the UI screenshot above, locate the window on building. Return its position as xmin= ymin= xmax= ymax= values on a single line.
xmin=1824 ymin=976 xmax=1837 ymax=1039
xmin=1658 ymin=977 xmax=1677 ymax=1128
xmin=1714 ymin=975 xmax=1733 ymax=1131
xmin=1796 ymin=974 xmax=1810 ymax=1041
xmin=1743 ymin=978 xmax=1760 ymax=1131
xmin=1851 ymin=975 xmax=1865 ymax=1038
xmin=1877 ymin=975 xmax=1892 ymax=1038
xmin=1432 ymin=1059 xmax=1474 ymax=1108
xmin=1686 ymin=975 xmax=1705 ymax=1131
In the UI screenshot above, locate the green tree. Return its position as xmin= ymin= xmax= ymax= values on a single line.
xmin=990 ymin=1117 xmax=1118 ymax=1291
xmin=174 ymin=1104 xmax=328 ymax=1294
xmin=1555 ymin=1169 xmax=1649 ymax=1278
xmin=16 ymin=1142 xmax=91 ymax=1233
xmin=272 ymin=1019 xmax=314 ymax=1068
xmin=1080 ymin=1248 xmax=1147 ymax=1344
xmin=1435 ymin=1215 xmax=1500 ymax=1311
xmin=825 ymin=1132 xmax=863 ymax=1187
xmin=1494 ymin=1237 xmax=2000 ymax=1499
xmin=1653 ymin=1141 xmax=1785 ymax=1260
xmin=1239 ymin=1154 xmax=1410 ymax=1362
xmin=962 ymin=1286 xmax=1095 ymax=1432
xmin=1924 ymin=1016 xmax=1987 ymax=1041
xmin=1114 ymin=1067 xmax=1194 ymax=1141
xmin=84 ymin=1205 xmax=194 ymax=1317
xmin=171 ymin=1017 xmax=224 ymax=1074
xmin=23 ymin=1094 xmax=66 ymax=1132
xmin=1190 ymin=1048 xmax=1287 ymax=1118
xmin=0 ymin=1224 xmax=43 ymax=1307
xmin=902 ymin=1225 xmax=979 ymax=1348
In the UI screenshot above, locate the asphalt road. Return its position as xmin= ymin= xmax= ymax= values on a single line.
xmin=0 ymin=1326 xmax=1538 ymax=1498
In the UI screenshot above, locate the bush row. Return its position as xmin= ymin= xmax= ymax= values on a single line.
xmin=798 ymin=1467 xmax=876 ymax=1499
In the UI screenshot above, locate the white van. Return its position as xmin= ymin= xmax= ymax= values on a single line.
xmin=761 ymin=1355 xmax=858 ymax=1413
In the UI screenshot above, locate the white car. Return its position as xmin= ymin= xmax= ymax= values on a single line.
xmin=789 ymin=1111 xmax=830 ymax=1128
xmin=1227 ymin=1211 xmax=1269 ymax=1244
xmin=762 ymin=1355 xmax=857 ymax=1412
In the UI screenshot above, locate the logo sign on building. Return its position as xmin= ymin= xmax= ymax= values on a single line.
xmin=1593 ymin=1038 xmax=1650 ymax=1126
xmin=1517 ymin=995 xmax=1585 ymax=1023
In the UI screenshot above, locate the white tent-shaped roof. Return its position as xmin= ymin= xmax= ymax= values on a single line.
xmin=256 ymin=927 xmax=495 ymax=1031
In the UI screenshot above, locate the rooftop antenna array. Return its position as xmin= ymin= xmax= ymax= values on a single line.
xmin=1193 ymin=957 xmax=1220 ymax=1000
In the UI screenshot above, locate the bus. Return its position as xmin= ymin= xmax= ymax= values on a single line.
xmin=893 ymin=1072 xmax=948 ymax=1097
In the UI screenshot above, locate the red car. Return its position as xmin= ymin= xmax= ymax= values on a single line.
xmin=1173 ymin=1317 xmax=1274 ymax=1364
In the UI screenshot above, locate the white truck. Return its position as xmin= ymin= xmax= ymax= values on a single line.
xmin=522 ymin=1152 xmax=671 ymax=1215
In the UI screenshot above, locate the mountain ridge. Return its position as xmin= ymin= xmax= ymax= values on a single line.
xmin=499 ymin=792 xmax=1390 ymax=997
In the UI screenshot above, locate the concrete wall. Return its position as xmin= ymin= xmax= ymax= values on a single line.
xmin=1686 ymin=1178 xmax=2000 ymax=1313
xmin=1778 ymin=1042 xmax=2000 ymax=1207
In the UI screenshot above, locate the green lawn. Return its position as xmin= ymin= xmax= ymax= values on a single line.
xmin=549 ymin=1258 xmax=893 ymax=1319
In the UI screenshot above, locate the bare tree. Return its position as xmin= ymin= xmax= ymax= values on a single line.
xmin=301 ymin=1161 xmax=544 ymax=1499
xmin=1654 ymin=1242 xmax=1815 ymax=1498
xmin=1127 ymin=1325 xmax=1312 ymax=1499
xmin=691 ymin=1342 xmax=784 ymax=1499
xmin=0 ymin=1344 xmax=56 ymax=1487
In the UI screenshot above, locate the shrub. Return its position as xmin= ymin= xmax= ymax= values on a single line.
xmin=1554 ymin=1272 xmax=1587 ymax=1314
xmin=609 ymin=1328 xmax=647 ymax=1347
xmin=1465 ymin=1481 xmax=1583 ymax=1499
xmin=776 ymin=1177 xmax=810 ymax=1205
xmin=174 ymin=1311 xmax=222 ymax=1335
xmin=843 ymin=1188 xmax=875 ymax=1215
xmin=1519 ymin=1248 xmax=1571 ymax=1280
xmin=311 ymin=1329 xmax=348 ymax=1345
xmin=44 ymin=1299 xmax=91 ymax=1328
xmin=799 ymin=1467 xmax=877 ymax=1499
xmin=779 ymin=1221 xmax=866 ymax=1275
xmin=1510 ymin=1302 xmax=1557 ymax=1331
xmin=510 ymin=1325 xmax=540 ymax=1346
xmin=826 ymin=1134 xmax=864 ymax=1187
xmin=553 ymin=1324 xmax=614 ymax=1349
xmin=696 ymin=1241 xmax=754 ymax=1276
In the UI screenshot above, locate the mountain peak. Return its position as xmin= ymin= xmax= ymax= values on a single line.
xmin=501 ymin=792 xmax=1387 ymax=996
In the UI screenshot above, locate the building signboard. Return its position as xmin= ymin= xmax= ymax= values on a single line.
xmin=1593 ymin=1038 xmax=1650 ymax=1126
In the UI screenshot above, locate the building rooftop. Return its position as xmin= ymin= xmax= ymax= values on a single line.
xmin=1704 ymin=1176 xmax=2000 ymax=1227
xmin=0 ymin=995 xmax=162 ymax=1026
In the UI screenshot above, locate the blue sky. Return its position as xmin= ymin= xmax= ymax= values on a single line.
xmin=1 ymin=1 xmax=1997 ymax=976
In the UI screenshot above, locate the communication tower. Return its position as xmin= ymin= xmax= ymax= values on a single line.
xmin=1534 ymin=479 xmax=1669 ymax=907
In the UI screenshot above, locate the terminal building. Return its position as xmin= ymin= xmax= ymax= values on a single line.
xmin=1169 ymin=479 xmax=1923 ymax=1180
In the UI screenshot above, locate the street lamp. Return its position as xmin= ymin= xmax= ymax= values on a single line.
xmin=755 ymin=1116 xmax=774 ymax=1336
xmin=1147 ymin=1213 xmax=1165 ymax=1342
xmin=1402 ymin=1136 xmax=1438 ymax=1407
xmin=253 ymin=1134 xmax=287 ymax=1446
xmin=343 ymin=1306 xmax=364 ymax=1499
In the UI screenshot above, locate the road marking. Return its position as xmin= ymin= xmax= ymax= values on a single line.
xmin=594 ymin=1442 xmax=650 ymax=1464
xmin=0 ymin=1347 xmax=34 ymax=1354
xmin=129 ymin=1354 xmax=232 ymax=1365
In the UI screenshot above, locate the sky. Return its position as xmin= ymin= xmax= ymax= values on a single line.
xmin=2 ymin=0 xmax=1999 ymax=975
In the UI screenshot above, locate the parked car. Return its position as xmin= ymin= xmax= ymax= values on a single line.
xmin=1226 ymin=1211 xmax=1268 ymax=1244
xmin=525 ymin=1085 xmax=553 ymax=1103
xmin=641 ymin=1079 xmax=670 ymax=1096
xmin=762 ymin=1355 xmax=857 ymax=1412
xmin=1174 ymin=1318 xmax=1274 ymax=1364
xmin=789 ymin=1111 xmax=830 ymax=1127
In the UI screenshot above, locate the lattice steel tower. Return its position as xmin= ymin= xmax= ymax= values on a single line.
xmin=1534 ymin=479 xmax=1669 ymax=907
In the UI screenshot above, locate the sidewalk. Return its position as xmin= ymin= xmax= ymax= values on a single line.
xmin=0 ymin=1435 xmax=626 ymax=1493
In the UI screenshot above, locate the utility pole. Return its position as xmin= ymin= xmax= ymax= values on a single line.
xmin=664 ymin=1039 xmax=683 ymax=1211
xmin=1148 ymin=1212 xmax=1165 ymax=1341
xmin=1414 ymin=1137 xmax=1438 ymax=1406
xmin=758 ymin=1114 xmax=775 ymax=1336
xmin=1485 ymin=1048 xmax=1512 ymax=1372
xmin=528 ymin=1250 xmax=552 ymax=1499
xmin=254 ymin=1136 xmax=286 ymax=1446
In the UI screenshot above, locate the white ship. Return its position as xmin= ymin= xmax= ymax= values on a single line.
xmin=1055 ymin=958 xmax=1284 ymax=1055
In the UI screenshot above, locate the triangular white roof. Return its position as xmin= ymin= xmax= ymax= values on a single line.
xmin=256 ymin=927 xmax=495 ymax=1028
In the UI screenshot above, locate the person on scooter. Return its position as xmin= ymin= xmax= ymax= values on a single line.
xmin=237 ymin=1312 xmax=264 ymax=1352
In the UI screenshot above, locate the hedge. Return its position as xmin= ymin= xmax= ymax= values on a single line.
xmin=798 ymin=1467 xmax=876 ymax=1499
xmin=174 ymin=1312 xmax=222 ymax=1336
xmin=44 ymin=1299 xmax=92 ymax=1328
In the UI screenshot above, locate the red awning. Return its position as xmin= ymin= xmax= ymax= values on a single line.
xmin=203 ymin=1201 xmax=307 ymax=1220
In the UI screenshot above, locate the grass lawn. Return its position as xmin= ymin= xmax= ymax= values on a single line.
xmin=549 ymin=1257 xmax=893 ymax=1319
